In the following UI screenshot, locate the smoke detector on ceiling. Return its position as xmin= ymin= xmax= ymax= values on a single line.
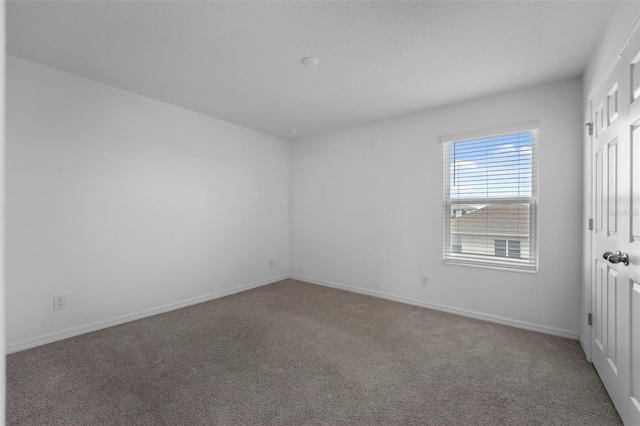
xmin=301 ymin=57 xmax=318 ymax=67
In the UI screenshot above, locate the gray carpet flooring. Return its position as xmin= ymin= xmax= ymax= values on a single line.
xmin=7 ymin=279 xmax=621 ymax=425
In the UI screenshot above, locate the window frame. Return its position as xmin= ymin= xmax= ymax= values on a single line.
xmin=441 ymin=122 xmax=540 ymax=273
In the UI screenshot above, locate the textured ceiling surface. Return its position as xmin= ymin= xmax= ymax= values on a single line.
xmin=7 ymin=1 xmax=619 ymax=140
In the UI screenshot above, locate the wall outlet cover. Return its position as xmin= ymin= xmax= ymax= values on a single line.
xmin=53 ymin=295 xmax=66 ymax=310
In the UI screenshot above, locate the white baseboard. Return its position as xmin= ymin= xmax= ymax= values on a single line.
xmin=8 ymin=274 xmax=580 ymax=354
xmin=579 ymin=333 xmax=592 ymax=362
xmin=290 ymin=274 xmax=579 ymax=340
xmin=7 ymin=275 xmax=289 ymax=354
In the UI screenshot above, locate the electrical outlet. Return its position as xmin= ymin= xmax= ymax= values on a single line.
xmin=421 ymin=276 xmax=429 ymax=287
xmin=269 ymin=259 xmax=275 ymax=268
xmin=53 ymin=295 xmax=66 ymax=310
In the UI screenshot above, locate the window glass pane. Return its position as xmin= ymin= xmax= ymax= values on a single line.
xmin=449 ymin=203 xmax=531 ymax=260
xmin=449 ymin=132 xmax=533 ymax=199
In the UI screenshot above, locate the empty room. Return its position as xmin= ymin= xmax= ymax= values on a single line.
xmin=4 ymin=0 xmax=640 ymax=424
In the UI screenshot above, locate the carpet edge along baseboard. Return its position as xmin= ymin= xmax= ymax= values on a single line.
xmin=6 ymin=275 xmax=289 ymax=354
xmin=290 ymin=274 xmax=579 ymax=341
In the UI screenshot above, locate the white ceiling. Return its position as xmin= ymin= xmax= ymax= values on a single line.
xmin=7 ymin=1 xmax=619 ymax=140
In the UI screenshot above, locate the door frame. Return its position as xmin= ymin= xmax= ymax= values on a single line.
xmin=582 ymin=99 xmax=593 ymax=362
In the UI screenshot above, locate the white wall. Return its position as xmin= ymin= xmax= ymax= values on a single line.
xmin=291 ymin=77 xmax=583 ymax=338
xmin=6 ymin=56 xmax=290 ymax=352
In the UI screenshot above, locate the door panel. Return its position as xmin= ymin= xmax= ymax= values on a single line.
xmin=631 ymin=52 xmax=640 ymax=104
xmin=631 ymin=121 xmax=640 ymax=242
xmin=631 ymin=282 xmax=640 ymax=420
xmin=607 ymin=267 xmax=618 ymax=373
xmin=609 ymin=139 xmax=618 ymax=235
xmin=597 ymin=102 xmax=606 ymax=138
xmin=596 ymin=261 xmax=605 ymax=351
xmin=597 ymin=149 xmax=604 ymax=233
xmin=609 ymin=84 xmax=619 ymax=125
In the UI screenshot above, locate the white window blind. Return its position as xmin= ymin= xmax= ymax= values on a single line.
xmin=442 ymin=124 xmax=539 ymax=272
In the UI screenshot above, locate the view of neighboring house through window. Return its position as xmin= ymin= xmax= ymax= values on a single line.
xmin=442 ymin=124 xmax=539 ymax=271
xmin=494 ymin=239 xmax=521 ymax=258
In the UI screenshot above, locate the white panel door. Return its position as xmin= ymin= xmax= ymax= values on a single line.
xmin=591 ymin=27 xmax=640 ymax=425
xmin=592 ymin=70 xmax=627 ymax=418
xmin=627 ymin=29 xmax=640 ymax=426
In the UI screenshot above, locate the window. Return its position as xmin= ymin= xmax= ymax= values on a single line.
xmin=442 ymin=123 xmax=539 ymax=272
xmin=494 ymin=239 xmax=521 ymax=258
